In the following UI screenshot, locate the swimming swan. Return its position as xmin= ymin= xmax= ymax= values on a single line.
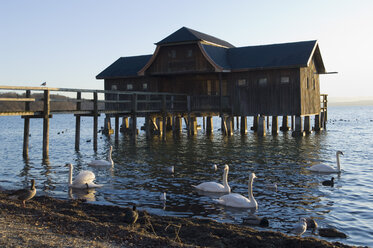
xmin=193 ymin=164 xmax=230 ymax=193
xmin=65 ymin=163 xmax=103 ymax=189
xmin=308 ymin=151 xmax=344 ymax=173
xmin=216 ymin=173 xmax=257 ymax=209
xmin=88 ymin=146 xmax=114 ymax=167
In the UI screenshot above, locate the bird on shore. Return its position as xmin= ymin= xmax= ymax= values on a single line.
xmin=8 ymin=179 xmax=36 ymax=207
xmin=88 ymin=146 xmax=114 ymax=167
xmin=293 ymin=218 xmax=307 ymax=237
xmin=123 ymin=205 xmax=139 ymax=224
xmin=65 ymin=163 xmax=103 ymax=189
xmin=193 ymin=164 xmax=230 ymax=193
xmin=322 ymin=177 xmax=335 ymax=187
xmin=305 ymin=218 xmax=318 ymax=234
xmin=215 ymin=172 xmax=257 ymax=209
xmin=308 ymin=151 xmax=344 ymax=173
xmin=242 ymin=214 xmax=269 ymax=227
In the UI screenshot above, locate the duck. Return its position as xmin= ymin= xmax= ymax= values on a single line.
xmin=308 ymin=151 xmax=344 ymax=173
xmin=160 ymin=192 xmax=167 ymax=201
xmin=242 ymin=214 xmax=269 ymax=227
xmin=293 ymin=218 xmax=307 ymax=237
xmin=88 ymin=146 xmax=114 ymax=167
xmin=215 ymin=172 xmax=257 ymax=209
xmin=164 ymin=166 xmax=174 ymax=173
xmin=305 ymin=218 xmax=318 ymax=234
xmin=212 ymin=164 xmax=217 ymax=171
xmin=123 ymin=205 xmax=139 ymax=224
xmin=65 ymin=163 xmax=103 ymax=189
xmin=193 ymin=164 xmax=230 ymax=193
xmin=322 ymin=177 xmax=334 ymax=187
xmin=8 ymin=179 xmax=36 ymax=207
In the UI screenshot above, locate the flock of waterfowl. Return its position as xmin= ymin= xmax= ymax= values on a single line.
xmin=5 ymin=148 xmax=346 ymax=237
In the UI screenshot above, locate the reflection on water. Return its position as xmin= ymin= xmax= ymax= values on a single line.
xmin=68 ymin=188 xmax=97 ymax=202
xmin=0 ymin=106 xmax=373 ymax=246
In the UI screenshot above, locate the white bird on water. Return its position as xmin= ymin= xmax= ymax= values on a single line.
xmin=193 ymin=164 xmax=230 ymax=193
xmin=215 ymin=172 xmax=258 ymax=209
xmin=293 ymin=218 xmax=307 ymax=237
xmin=212 ymin=164 xmax=217 ymax=171
xmin=88 ymin=146 xmax=114 ymax=167
xmin=308 ymin=151 xmax=344 ymax=173
xmin=65 ymin=163 xmax=103 ymax=189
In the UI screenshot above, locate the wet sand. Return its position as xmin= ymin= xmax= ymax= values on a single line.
xmin=0 ymin=193 xmax=359 ymax=248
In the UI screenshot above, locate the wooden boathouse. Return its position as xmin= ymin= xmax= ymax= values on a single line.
xmin=0 ymin=27 xmax=330 ymax=159
xmin=97 ymin=27 xmax=328 ymax=137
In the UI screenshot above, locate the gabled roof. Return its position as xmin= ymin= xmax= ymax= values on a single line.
xmin=201 ymin=40 xmax=325 ymax=73
xmin=156 ymin=27 xmax=235 ymax=48
xmin=96 ymin=55 xmax=152 ymax=79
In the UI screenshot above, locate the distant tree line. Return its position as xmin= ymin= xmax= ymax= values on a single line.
xmin=0 ymin=92 xmax=102 ymax=112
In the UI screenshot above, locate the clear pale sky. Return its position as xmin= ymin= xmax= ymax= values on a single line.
xmin=1 ymin=0 xmax=372 ymax=99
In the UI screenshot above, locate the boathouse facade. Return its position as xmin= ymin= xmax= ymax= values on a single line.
xmin=96 ymin=27 xmax=327 ymax=136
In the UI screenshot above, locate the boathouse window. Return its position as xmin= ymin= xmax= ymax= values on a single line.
xmin=187 ymin=49 xmax=193 ymax=58
xmin=258 ymin=77 xmax=267 ymax=87
xmin=168 ymin=50 xmax=176 ymax=58
xmin=126 ymin=83 xmax=133 ymax=90
xmin=207 ymin=80 xmax=212 ymax=95
xmin=306 ymin=78 xmax=309 ymax=89
xmin=111 ymin=85 xmax=117 ymax=90
xmin=280 ymin=76 xmax=290 ymax=84
xmin=143 ymin=83 xmax=148 ymax=90
xmin=238 ymin=79 xmax=247 ymax=87
xmin=312 ymin=79 xmax=316 ymax=90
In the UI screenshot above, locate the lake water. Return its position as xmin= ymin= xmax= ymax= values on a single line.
xmin=0 ymin=105 xmax=372 ymax=246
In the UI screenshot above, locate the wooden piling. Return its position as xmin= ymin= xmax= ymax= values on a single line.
xmin=93 ymin=91 xmax=98 ymax=151
xmin=240 ymin=116 xmax=247 ymax=134
xmin=272 ymin=116 xmax=279 ymax=135
xmin=292 ymin=115 xmax=305 ymax=137
xmin=304 ymin=116 xmax=311 ymax=134
xmin=251 ymin=115 xmax=258 ymax=131
xmin=257 ymin=115 xmax=266 ymax=136
xmin=206 ymin=116 xmax=213 ymax=134
xmin=42 ymin=90 xmax=50 ymax=159
xmin=131 ymin=93 xmax=137 ymax=143
xmin=23 ymin=90 xmax=31 ymax=157
xmin=314 ymin=114 xmax=322 ymax=131
xmin=174 ymin=116 xmax=182 ymax=134
xmin=75 ymin=92 xmax=81 ymax=150
xmin=280 ymin=115 xmax=290 ymax=131
xmin=115 ymin=115 xmax=119 ymax=141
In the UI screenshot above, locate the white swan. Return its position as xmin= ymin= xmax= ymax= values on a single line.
xmin=88 ymin=146 xmax=114 ymax=167
xmin=215 ymin=172 xmax=257 ymax=209
xmin=308 ymin=151 xmax=344 ymax=173
xmin=65 ymin=163 xmax=103 ymax=189
xmin=193 ymin=164 xmax=230 ymax=193
xmin=293 ymin=218 xmax=307 ymax=237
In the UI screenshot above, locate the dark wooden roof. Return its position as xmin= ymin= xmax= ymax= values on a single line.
xmin=201 ymin=40 xmax=325 ymax=72
xmin=97 ymin=28 xmax=326 ymax=79
xmin=96 ymin=55 xmax=152 ymax=79
xmin=156 ymin=27 xmax=235 ymax=48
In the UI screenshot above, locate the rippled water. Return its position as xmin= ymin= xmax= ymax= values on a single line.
xmin=0 ymin=105 xmax=372 ymax=246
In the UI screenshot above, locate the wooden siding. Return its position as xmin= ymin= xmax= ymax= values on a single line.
xmin=230 ymin=69 xmax=301 ymax=116
xmin=299 ymin=58 xmax=320 ymax=115
xmin=145 ymin=44 xmax=215 ymax=75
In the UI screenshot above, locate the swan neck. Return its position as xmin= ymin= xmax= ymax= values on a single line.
xmin=222 ymin=168 xmax=229 ymax=189
xmin=108 ymin=148 xmax=114 ymax=165
xmin=68 ymin=165 xmax=73 ymax=186
xmin=336 ymin=153 xmax=341 ymax=172
xmin=248 ymin=176 xmax=254 ymax=200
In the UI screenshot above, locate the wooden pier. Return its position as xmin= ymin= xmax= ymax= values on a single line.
xmin=0 ymin=86 xmax=328 ymax=159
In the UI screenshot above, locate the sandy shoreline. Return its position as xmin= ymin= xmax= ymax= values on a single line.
xmin=0 ymin=193 xmax=361 ymax=248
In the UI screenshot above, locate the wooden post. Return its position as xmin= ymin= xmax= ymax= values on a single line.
xmin=157 ymin=117 xmax=163 ymax=136
xmin=42 ymin=90 xmax=50 ymax=159
xmin=131 ymin=93 xmax=137 ymax=143
xmin=257 ymin=115 xmax=266 ymax=136
xmin=75 ymin=92 xmax=81 ymax=150
xmin=304 ymin=116 xmax=311 ymax=134
xmin=267 ymin=116 xmax=270 ymax=131
xmin=93 ymin=91 xmax=98 ymax=151
xmin=23 ymin=90 xmax=31 ymax=158
xmin=280 ymin=115 xmax=290 ymax=131
xmin=203 ymin=116 xmax=206 ymax=131
xmin=251 ymin=115 xmax=258 ymax=131
xmin=121 ymin=117 xmax=129 ymax=132
xmin=206 ymin=116 xmax=213 ymax=134
xmin=221 ymin=115 xmax=227 ymax=135
xmin=115 ymin=115 xmax=119 ymax=142
xmin=314 ymin=114 xmax=322 ymax=131
xmin=187 ymin=96 xmax=192 ymax=136
xmin=292 ymin=115 xmax=305 ymax=137
xmin=272 ymin=116 xmax=279 ymax=135
xmin=236 ymin=116 xmax=239 ymax=129
xmin=227 ymin=116 xmax=233 ymax=136
xmin=191 ymin=117 xmax=197 ymax=135
xmin=145 ymin=114 xmax=151 ymax=138
xmin=240 ymin=116 xmax=247 ymax=134
xmin=291 ymin=115 xmax=294 ymax=131
xmin=162 ymin=95 xmax=167 ymax=140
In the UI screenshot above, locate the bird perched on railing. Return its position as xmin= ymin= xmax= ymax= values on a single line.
xmin=40 ymin=82 xmax=47 ymax=86
xmin=8 ymin=179 xmax=36 ymax=207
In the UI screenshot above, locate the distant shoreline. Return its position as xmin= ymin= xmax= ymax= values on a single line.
xmin=328 ymin=100 xmax=373 ymax=107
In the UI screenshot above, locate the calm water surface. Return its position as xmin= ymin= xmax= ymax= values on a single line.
xmin=0 ymin=105 xmax=372 ymax=246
